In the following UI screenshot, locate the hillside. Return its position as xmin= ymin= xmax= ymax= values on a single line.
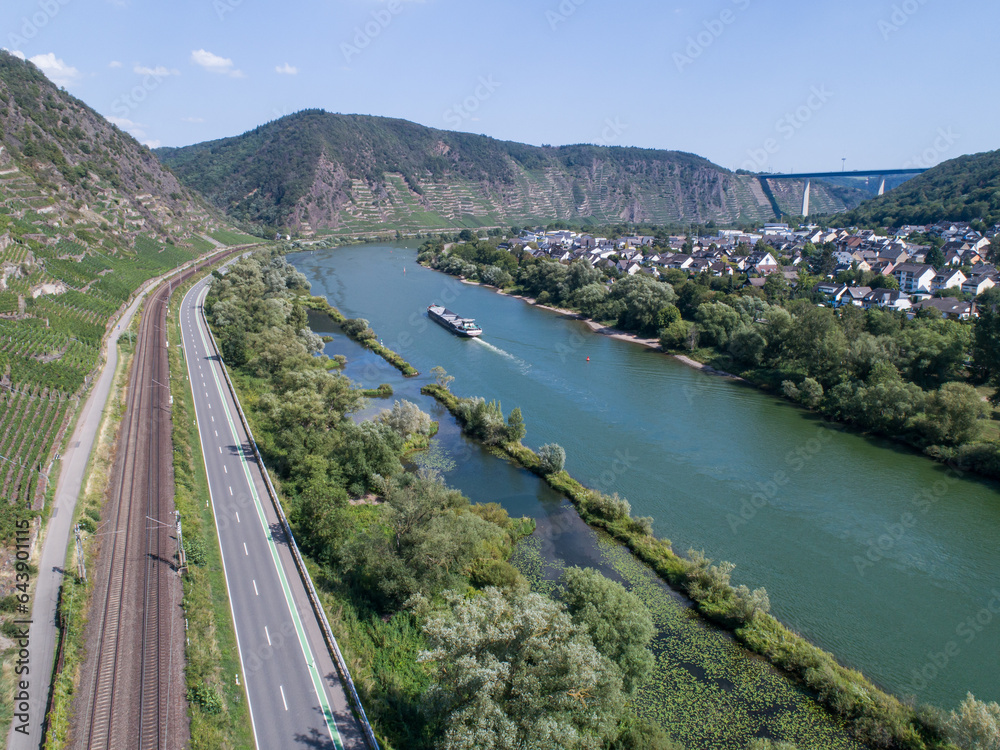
xmin=157 ymin=110 xmax=867 ymax=234
xmin=0 ymin=50 xmax=254 ymax=526
xmin=837 ymin=149 xmax=1000 ymax=227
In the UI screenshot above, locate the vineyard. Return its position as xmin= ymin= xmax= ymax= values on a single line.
xmin=0 ymin=232 xmax=199 ymax=533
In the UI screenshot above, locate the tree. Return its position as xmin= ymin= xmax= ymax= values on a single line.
xmin=505 ymin=407 xmax=526 ymax=443
xmin=946 ymin=693 xmax=1000 ymax=750
xmin=561 ymin=567 xmax=654 ymax=695
xmin=910 ymin=382 xmax=987 ymax=446
xmin=431 ymin=366 xmax=454 ymax=391
xmin=925 ymin=245 xmax=946 ymax=269
xmin=972 ymin=289 xmax=1000 ymax=404
xmin=420 ymin=587 xmax=625 ymax=750
xmin=537 ymin=443 xmax=566 ymax=474
xmin=379 ymin=400 xmax=433 ymax=439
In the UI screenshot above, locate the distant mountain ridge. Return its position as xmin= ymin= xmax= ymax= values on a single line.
xmin=157 ymin=110 xmax=867 ymax=234
xmin=837 ymin=149 xmax=1000 ymax=228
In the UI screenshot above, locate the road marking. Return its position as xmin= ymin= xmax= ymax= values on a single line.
xmin=279 ymin=685 xmax=288 ymax=711
xmin=236 ymin=512 xmax=240 ymax=523
xmin=229 ymin=486 xmax=233 ymax=496
xmin=182 ymin=285 xmax=261 ymax=750
xmin=215 ymin=430 xmax=218 ymax=437
xmin=218 ymin=446 xmax=222 ymax=454
xmin=243 ymin=542 xmax=248 ymax=556
xmin=224 ymin=465 xmax=228 ymax=474
xmin=265 ymin=626 xmax=271 ymax=646
xmin=253 ymin=579 xmax=258 ymax=596
xmin=190 ymin=284 xmax=344 ymax=750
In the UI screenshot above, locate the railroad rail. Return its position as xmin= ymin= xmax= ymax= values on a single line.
xmin=74 ymin=253 xmax=237 ymax=750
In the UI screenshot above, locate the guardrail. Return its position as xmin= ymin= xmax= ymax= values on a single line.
xmin=195 ymin=279 xmax=380 ymax=750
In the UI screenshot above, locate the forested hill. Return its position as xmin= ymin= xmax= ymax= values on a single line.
xmin=157 ymin=109 xmax=866 ymax=234
xmin=838 ymin=149 xmax=1000 ymax=228
xmin=0 ymin=50 xmax=221 ymax=243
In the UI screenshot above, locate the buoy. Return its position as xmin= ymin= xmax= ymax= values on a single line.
xmin=586 ymin=357 xmax=590 ymax=362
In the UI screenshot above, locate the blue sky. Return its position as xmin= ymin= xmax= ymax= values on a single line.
xmin=1 ymin=0 xmax=995 ymax=172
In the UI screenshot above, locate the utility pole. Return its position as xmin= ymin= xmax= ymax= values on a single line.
xmin=175 ymin=511 xmax=186 ymax=573
xmin=74 ymin=525 xmax=87 ymax=582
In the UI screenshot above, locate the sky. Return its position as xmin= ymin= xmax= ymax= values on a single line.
xmin=1 ymin=0 xmax=996 ymax=173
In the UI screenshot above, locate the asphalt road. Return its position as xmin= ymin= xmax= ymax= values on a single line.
xmin=179 ymin=275 xmax=366 ymax=750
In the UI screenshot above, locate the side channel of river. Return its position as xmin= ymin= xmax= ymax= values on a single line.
xmin=290 ymin=243 xmax=1000 ymax=713
xmin=308 ymin=305 xmax=866 ymax=750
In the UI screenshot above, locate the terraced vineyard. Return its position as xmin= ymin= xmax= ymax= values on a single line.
xmin=0 ymin=229 xmax=200 ymax=530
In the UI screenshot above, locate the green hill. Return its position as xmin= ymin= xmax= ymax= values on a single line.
xmin=836 ymin=149 xmax=1000 ymax=227
xmin=157 ymin=110 xmax=867 ymax=234
xmin=0 ymin=50 xmax=254 ymax=521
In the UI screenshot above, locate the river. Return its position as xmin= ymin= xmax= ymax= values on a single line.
xmin=290 ymin=242 xmax=1000 ymax=715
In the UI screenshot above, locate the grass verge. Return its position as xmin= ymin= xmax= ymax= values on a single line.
xmin=168 ymin=262 xmax=254 ymax=749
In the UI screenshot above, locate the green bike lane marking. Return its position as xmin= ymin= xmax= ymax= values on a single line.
xmin=193 ymin=284 xmax=345 ymax=750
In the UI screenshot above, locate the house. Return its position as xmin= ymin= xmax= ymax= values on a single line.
xmin=843 ymin=286 xmax=873 ymax=306
xmin=911 ymin=298 xmax=975 ymax=320
xmin=863 ymin=289 xmax=912 ymax=312
xmin=666 ymin=254 xmax=694 ymax=270
xmin=932 ymin=269 xmax=967 ymax=293
xmin=747 ymin=251 xmax=780 ymax=275
xmin=892 ymin=263 xmax=937 ymax=294
xmin=963 ymin=275 xmax=996 ymax=296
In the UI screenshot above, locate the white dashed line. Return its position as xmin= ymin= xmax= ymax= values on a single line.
xmin=228 ymin=486 xmax=233 ymax=496
xmin=279 ymin=685 xmax=288 ymax=711
xmin=224 ymin=465 xmax=228 ymax=474
xmin=243 ymin=542 xmax=248 ymax=556
xmin=265 ymin=626 xmax=271 ymax=646
xmin=236 ymin=512 xmax=240 ymax=523
xmin=253 ymin=579 xmax=258 ymax=596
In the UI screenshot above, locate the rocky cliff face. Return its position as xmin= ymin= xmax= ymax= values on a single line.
xmin=158 ymin=110 xmax=866 ymax=234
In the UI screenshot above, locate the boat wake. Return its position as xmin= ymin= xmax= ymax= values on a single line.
xmin=474 ymin=338 xmax=531 ymax=373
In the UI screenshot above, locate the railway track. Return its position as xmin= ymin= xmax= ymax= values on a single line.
xmin=73 ymin=253 xmax=237 ymax=750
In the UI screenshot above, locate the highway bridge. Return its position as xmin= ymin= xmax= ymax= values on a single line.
xmin=758 ymin=168 xmax=928 ymax=216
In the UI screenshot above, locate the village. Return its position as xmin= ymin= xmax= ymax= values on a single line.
xmin=500 ymin=221 xmax=1000 ymax=321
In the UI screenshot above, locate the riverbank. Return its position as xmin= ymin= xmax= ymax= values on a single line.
xmin=303 ymin=294 xmax=419 ymax=377
xmin=422 ymin=381 xmax=956 ymax=750
xmin=456 ymin=276 xmax=748 ymax=379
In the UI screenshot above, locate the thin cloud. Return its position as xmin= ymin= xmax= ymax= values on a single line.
xmin=190 ymin=49 xmax=244 ymax=78
xmin=107 ymin=116 xmax=146 ymax=139
xmin=109 ymin=60 xmax=123 ymax=68
xmin=2 ymin=49 xmax=26 ymax=60
xmin=275 ymin=63 xmax=298 ymax=75
xmin=134 ymin=64 xmax=179 ymax=77
xmin=29 ymin=53 xmax=81 ymax=87
xmin=181 ymin=116 xmax=205 ymax=123
xmin=143 ymin=139 xmax=161 ymax=149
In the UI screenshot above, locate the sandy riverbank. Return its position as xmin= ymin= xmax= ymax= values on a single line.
xmin=492 ymin=288 xmax=745 ymax=380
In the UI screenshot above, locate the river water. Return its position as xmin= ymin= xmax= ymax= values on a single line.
xmin=291 ymin=243 xmax=1000 ymax=716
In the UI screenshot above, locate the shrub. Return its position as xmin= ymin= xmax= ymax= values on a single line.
xmin=537 ymin=443 xmax=566 ymax=474
xmin=188 ymin=683 xmax=224 ymax=715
